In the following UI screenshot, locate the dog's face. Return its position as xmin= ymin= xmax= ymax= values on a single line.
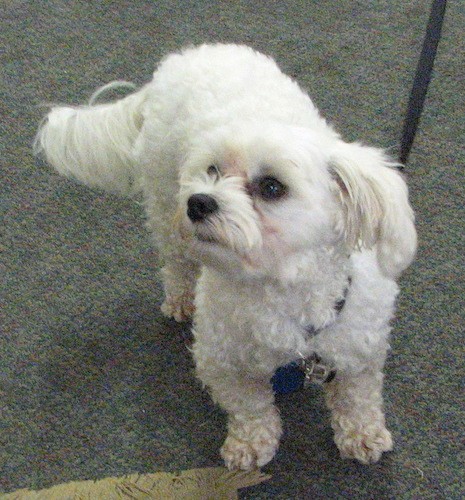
xmin=177 ymin=124 xmax=417 ymax=279
xmin=177 ymin=125 xmax=342 ymax=278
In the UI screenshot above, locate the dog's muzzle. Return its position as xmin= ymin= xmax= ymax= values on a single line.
xmin=187 ymin=193 xmax=219 ymax=222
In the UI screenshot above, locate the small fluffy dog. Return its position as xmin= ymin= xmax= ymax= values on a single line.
xmin=35 ymin=44 xmax=417 ymax=470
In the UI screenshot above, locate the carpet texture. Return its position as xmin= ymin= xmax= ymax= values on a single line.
xmin=1 ymin=1 xmax=463 ymax=498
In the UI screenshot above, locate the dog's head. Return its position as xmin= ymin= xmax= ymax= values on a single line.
xmin=177 ymin=124 xmax=416 ymax=280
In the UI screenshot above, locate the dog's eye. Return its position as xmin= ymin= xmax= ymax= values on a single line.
xmin=257 ymin=176 xmax=287 ymax=201
xmin=207 ymin=165 xmax=220 ymax=178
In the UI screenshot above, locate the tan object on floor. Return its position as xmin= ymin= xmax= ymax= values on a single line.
xmin=2 ymin=467 xmax=271 ymax=499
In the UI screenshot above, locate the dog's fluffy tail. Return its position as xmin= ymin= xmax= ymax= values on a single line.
xmin=34 ymin=82 xmax=150 ymax=196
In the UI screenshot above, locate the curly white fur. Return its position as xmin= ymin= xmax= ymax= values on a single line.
xmin=35 ymin=43 xmax=417 ymax=470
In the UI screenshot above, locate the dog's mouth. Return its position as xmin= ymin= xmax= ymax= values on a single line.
xmin=195 ymin=231 xmax=220 ymax=244
xmin=179 ymin=193 xmax=264 ymax=270
xmin=185 ymin=217 xmax=271 ymax=277
xmin=191 ymin=219 xmax=250 ymax=256
xmin=189 ymin=220 xmax=224 ymax=246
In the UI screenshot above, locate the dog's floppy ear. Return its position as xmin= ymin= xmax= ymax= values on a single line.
xmin=330 ymin=141 xmax=417 ymax=278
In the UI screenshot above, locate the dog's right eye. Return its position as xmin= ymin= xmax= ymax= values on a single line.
xmin=207 ymin=165 xmax=220 ymax=179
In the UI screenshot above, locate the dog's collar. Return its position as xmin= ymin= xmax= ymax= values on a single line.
xmin=297 ymin=277 xmax=351 ymax=385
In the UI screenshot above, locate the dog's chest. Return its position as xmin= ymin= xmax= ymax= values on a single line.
xmin=195 ymin=266 xmax=349 ymax=372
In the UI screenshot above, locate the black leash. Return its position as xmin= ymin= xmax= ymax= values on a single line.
xmin=399 ymin=0 xmax=447 ymax=164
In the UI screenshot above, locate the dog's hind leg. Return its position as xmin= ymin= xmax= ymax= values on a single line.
xmin=324 ymin=367 xmax=393 ymax=464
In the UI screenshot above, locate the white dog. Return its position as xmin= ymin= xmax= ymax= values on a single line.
xmin=35 ymin=43 xmax=417 ymax=470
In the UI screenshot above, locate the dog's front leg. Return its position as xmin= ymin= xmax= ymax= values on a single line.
xmin=198 ymin=367 xmax=282 ymax=470
xmin=324 ymin=368 xmax=393 ymax=464
xmin=159 ymin=259 xmax=198 ymax=322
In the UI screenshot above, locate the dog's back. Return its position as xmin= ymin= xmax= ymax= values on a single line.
xmin=35 ymin=44 xmax=328 ymax=197
xmin=149 ymin=43 xmax=323 ymax=133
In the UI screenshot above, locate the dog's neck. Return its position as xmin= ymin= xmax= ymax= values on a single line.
xmin=263 ymin=246 xmax=351 ymax=332
xmin=200 ymin=245 xmax=351 ymax=335
xmin=201 ymin=243 xmax=349 ymax=288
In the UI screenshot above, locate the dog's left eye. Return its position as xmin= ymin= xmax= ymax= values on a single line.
xmin=257 ymin=176 xmax=287 ymax=201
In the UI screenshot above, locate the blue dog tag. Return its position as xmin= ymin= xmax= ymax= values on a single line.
xmin=271 ymin=362 xmax=305 ymax=394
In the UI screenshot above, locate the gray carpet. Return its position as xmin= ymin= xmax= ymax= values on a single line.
xmin=1 ymin=1 xmax=464 ymax=498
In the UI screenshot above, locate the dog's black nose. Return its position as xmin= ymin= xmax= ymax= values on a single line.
xmin=187 ymin=193 xmax=219 ymax=222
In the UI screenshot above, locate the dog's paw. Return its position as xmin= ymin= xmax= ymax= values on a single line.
xmin=221 ymin=432 xmax=279 ymax=470
xmin=221 ymin=413 xmax=282 ymax=470
xmin=161 ymin=293 xmax=195 ymax=322
xmin=221 ymin=436 xmax=259 ymax=470
xmin=334 ymin=424 xmax=393 ymax=464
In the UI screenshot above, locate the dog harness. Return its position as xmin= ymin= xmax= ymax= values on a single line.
xmin=272 ymin=278 xmax=350 ymax=391
xmin=301 ymin=279 xmax=350 ymax=385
